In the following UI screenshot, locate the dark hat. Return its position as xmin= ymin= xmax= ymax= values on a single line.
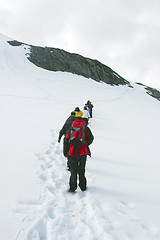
xmin=71 ymin=111 xmax=76 ymax=116
xmin=74 ymin=107 xmax=80 ymax=112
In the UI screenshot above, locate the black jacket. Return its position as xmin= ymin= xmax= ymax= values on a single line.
xmin=58 ymin=116 xmax=76 ymax=141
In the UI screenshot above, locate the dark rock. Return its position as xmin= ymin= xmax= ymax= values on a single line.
xmin=8 ymin=40 xmax=131 ymax=87
xmin=8 ymin=40 xmax=23 ymax=46
xmin=136 ymin=82 xmax=160 ymax=101
xmin=28 ymin=46 xmax=131 ymax=86
xmin=7 ymin=40 xmax=160 ymax=102
xmin=145 ymin=87 xmax=160 ymax=101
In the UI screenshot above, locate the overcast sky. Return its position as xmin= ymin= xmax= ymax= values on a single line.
xmin=0 ymin=0 xmax=160 ymax=90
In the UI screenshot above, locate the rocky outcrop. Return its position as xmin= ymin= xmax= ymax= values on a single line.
xmin=136 ymin=82 xmax=160 ymax=101
xmin=28 ymin=46 xmax=132 ymax=86
xmin=8 ymin=40 xmax=130 ymax=87
xmin=8 ymin=40 xmax=160 ymax=101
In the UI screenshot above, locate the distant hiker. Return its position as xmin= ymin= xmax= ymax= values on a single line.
xmin=86 ymin=100 xmax=94 ymax=118
xmin=64 ymin=118 xmax=94 ymax=192
xmin=74 ymin=107 xmax=83 ymax=118
xmin=82 ymin=106 xmax=90 ymax=125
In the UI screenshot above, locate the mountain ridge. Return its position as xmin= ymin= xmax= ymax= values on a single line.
xmin=7 ymin=38 xmax=160 ymax=102
xmin=8 ymin=39 xmax=130 ymax=86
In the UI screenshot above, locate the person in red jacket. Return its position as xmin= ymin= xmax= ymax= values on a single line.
xmin=64 ymin=118 xmax=94 ymax=193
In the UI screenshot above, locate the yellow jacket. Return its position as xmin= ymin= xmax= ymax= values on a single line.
xmin=74 ymin=110 xmax=83 ymax=117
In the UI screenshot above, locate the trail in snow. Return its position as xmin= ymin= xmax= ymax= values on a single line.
xmin=1 ymin=34 xmax=160 ymax=240
xmin=13 ymin=129 xmax=113 ymax=240
xmin=12 ymin=129 xmax=159 ymax=240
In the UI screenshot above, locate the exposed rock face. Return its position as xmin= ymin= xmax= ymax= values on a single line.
xmin=7 ymin=40 xmax=160 ymax=102
xmin=8 ymin=40 xmax=130 ymax=86
xmin=29 ymin=47 xmax=132 ymax=86
xmin=136 ymin=83 xmax=160 ymax=101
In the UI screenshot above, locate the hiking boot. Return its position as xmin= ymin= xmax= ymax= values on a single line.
xmin=81 ymin=187 xmax=87 ymax=192
xmin=67 ymin=189 xmax=76 ymax=193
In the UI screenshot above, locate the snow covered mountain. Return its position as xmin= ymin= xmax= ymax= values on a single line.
xmin=7 ymin=37 xmax=160 ymax=102
xmin=0 ymin=33 xmax=160 ymax=240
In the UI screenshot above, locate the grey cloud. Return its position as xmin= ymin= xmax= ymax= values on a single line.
xmin=0 ymin=0 xmax=160 ymax=90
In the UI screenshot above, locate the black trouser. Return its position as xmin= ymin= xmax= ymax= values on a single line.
xmin=68 ymin=155 xmax=87 ymax=191
xmin=89 ymin=109 xmax=92 ymax=118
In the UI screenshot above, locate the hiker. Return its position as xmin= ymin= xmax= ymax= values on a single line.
xmin=74 ymin=107 xmax=83 ymax=118
xmin=86 ymin=100 xmax=94 ymax=118
xmin=82 ymin=106 xmax=90 ymax=125
xmin=58 ymin=111 xmax=76 ymax=143
xmin=58 ymin=111 xmax=76 ymax=160
xmin=64 ymin=117 xmax=94 ymax=192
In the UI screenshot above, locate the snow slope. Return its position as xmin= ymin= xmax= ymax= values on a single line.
xmin=0 ymin=33 xmax=160 ymax=240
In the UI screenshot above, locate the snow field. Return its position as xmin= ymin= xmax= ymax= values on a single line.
xmin=13 ymin=128 xmax=160 ymax=240
xmin=0 ymin=34 xmax=160 ymax=239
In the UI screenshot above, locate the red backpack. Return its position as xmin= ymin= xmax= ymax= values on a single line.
xmin=68 ymin=119 xmax=86 ymax=146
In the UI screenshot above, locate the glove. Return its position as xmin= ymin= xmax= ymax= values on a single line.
xmin=58 ymin=139 xmax=61 ymax=143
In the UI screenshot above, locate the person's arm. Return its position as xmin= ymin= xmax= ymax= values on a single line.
xmin=86 ymin=127 xmax=94 ymax=145
xmin=63 ymin=138 xmax=70 ymax=157
xmin=58 ymin=123 xmax=67 ymax=142
xmin=63 ymin=132 xmax=70 ymax=157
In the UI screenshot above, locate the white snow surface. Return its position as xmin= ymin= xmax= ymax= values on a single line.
xmin=0 ymin=33 xmax=160 ymax=240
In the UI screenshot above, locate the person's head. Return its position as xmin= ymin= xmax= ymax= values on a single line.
xmin=74 ymin=107 xmax=80 ymax=112
xmin=71 ymin=111 xmax=75 ymax=116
